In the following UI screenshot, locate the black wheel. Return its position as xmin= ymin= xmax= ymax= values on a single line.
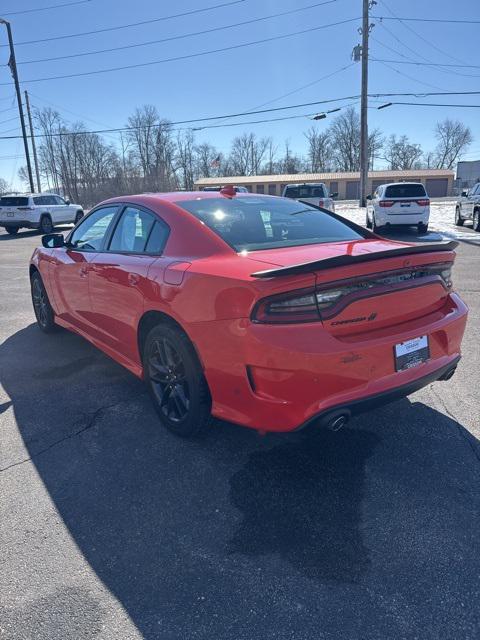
xmin=365 ymin=210 xmax=372 ymax=229
xmin=5 ymin=225 xmax=19 ymax=235
xmin=455 ymin=207 xmax=464 ymax=227
xmin=31 ymin=271 xmax=57 ymax=333
xmin=39 ymin=215 xmax=54 ymax=234
xmin=473 ymin=209 xmax=480 ymax=232
xmin=418 ymin=223 xmax=429 ymax=234
xmin=74 ymin=211 xmax=83 ymax=224
xmin=143 ymin=324 xmax=212 ymax=437
xmin=372 ymin=215 xmax=382 ymax=234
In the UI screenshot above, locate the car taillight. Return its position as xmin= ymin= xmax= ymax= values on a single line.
xmin=379 ymin=200 xmax=394 ymax=207
xmin=416 ymin=199 xmax=430 ymax=207
xmin=252 ymin=287 xmax=319 ymax=323
xmin=251 ymin=263 xmax=453 ymax=324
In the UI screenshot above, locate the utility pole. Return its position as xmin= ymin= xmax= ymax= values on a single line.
xmin=358 ymin=0 xmax=375 ymax=207
xmin=0 ymin=18 xmax=35 ymax=193
xmin=24 ymin=91 xmax=41 ymax=192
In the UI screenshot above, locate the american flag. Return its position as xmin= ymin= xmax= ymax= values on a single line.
xmin=210 ymin=155 xmax=221 ymax=168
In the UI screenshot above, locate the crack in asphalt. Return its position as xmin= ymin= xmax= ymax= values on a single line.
xmin=0 ymin=398 xmax=136 ymax=474
xmin=429 ymin=386 xmax=480 ymax=466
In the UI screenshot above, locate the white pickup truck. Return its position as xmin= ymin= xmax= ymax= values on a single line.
xmin=455 ymin=183 xmax=480 ymax=231
xmin=0 ymin=193 xmax=84 ymax=235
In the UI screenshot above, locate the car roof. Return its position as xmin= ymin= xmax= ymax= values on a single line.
xmin=379 ymin=182 xmax=425 ymax=188
xmin=101 ymin=190 xmax=273 ymax=206
xmin=284 ymin=182 xmax=326 ymax=187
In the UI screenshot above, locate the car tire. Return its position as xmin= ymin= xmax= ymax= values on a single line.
xmin=39 ymin=215 xmax=54 ymax=234
xmin=365 ymin=210 xmax=372 ymax=229
xmin=372 ymin=215 xmax=382 ymax=234
xmin=143 ymin=323 xmax=212 ymax=438
xmin=30 ymin=271 xmax=58 ymax=333
xmin=74 ymin=211 xmax=84 ymax=224
xmin=455 ymin=207 xmax=464 ymax=226
xmin=418 ymin=223 xmax=429 ymax=234
xmin=473 ymin=209 xmax=480 ymax=232
xmin=5 ymin=225 xmax=19 ymax=235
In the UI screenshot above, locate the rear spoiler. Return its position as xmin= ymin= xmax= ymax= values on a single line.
xmin=250 ymin=241 xmax=459 ymax=279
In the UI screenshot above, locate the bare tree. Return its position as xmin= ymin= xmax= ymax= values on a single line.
xmin=175 ymin=130 xmax=196 ymax=190
xmin=304 ymin=127 xmax=332 ymax=172
xmin=368 ymin=128 xmax=384 ymax=170
xmin=0 ymin=177 xmax=8 ymax=194
xmin=277 ymin=139 xmax=304 ymax=174
xmin=382 ymin=134 xmax=423 ymax=170
xmin=229 ymin=132 xmax=270 ymax=175
xmin=195 ymin=142 xmax=221 ymax=178
xmin=434 ymin=119 xmax=473 ymax=169
xmin=329 ymin=107 xmax=360 ymax=172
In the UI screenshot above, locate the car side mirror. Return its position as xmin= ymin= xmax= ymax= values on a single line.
xmin=42 ymin=233 xmax=65 ymax=248
xmin=65 ymin=199 xmax=70 ymax=205
xmin=330 ymin=192 xmax=338 ymax=199
xmin=366 ymin=194 xmax=372 ymax=200
xmin=461 ymin=190 xmax=468 ymax=197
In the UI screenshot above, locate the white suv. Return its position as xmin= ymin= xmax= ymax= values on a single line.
xmin=366 ymin=182 xmax=430 ymax=234
xmin=0 ymin=194 xmax=84 ymax=235
xmin=282 ymin=183 xmax=337 ymax=211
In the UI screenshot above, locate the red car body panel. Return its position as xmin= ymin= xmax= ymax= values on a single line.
xmin=30 ymin=192 xmax=468 ymax=432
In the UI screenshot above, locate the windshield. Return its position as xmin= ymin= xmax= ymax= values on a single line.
xmin=285 ymin=184 xmax=327 ymax=199
xmin=177 ymin=196 xmax=365 ymax=251
xmin=0 ymin=197 xmax=29 ymax=207
xmin=384 ymin=184 xmax=426 ymax=198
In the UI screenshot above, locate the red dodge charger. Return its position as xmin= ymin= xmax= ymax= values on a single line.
xmin=30 ymin=188 xmax=468 ymax=436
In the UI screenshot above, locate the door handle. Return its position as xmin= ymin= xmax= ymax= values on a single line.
xmin=128 ymin=273 xmax=140 ymax=286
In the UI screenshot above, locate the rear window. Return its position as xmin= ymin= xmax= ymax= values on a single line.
xmin=0 ymin=197 xmax=29 ymax=207
xmin=384 ymin=184 xmax=426 ymax=198
xmin=177 ymin=196 xmax=365 ymax=252
xmin=284 ymin=185 xmax=327 ymax=199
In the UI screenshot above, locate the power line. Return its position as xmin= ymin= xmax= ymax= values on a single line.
xmin=0 ymin=18 xmax=361 ymax=85
xmin=372 ymin=58 xmax=480 ymax=71
xmin=0 ymin=0 xmax=246 ymax=48
xmin=17 ymin=0 xmax=339 ymax=66
xmin=2 ymin=90 xmax=480 ymax=140
xmin=383 ymin=102 xmax=480 ymax=108
xmin=372 ymin=58 xmax=447 ymax=92
xmin=372 ymin=15 xmax=480 ymax=24
xmin=378 ymin=0 xmax=471 ymax=66
xmin=0 ymin=115 xmax=18 ymax=126
xmin=2 ymin=0 xmax=92 ymax=17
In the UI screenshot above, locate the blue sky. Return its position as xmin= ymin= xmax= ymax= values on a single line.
xmin=1 ymin=0 xmax=479 ymax=189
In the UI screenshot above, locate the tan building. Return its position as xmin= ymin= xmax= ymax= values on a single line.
xmin=194 ymin=169 xmax=455 ymax=199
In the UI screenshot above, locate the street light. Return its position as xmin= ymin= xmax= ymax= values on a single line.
xmin=0 ymin=17 xmax=34 ymax=192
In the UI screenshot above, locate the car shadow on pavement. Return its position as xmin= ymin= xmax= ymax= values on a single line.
xmin=1 ymin=324 xmax=480 ymax=639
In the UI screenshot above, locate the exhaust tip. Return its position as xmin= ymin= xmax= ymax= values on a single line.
xmin=322 ymin=411 xmax=350 ymax=431
xmin=441 ymin=367 xmax=457 ymax=381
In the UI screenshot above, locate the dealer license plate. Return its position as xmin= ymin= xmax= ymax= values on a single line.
xmin=394 ymin=335 xmax=430 ymax=372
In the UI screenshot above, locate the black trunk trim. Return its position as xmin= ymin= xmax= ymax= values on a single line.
xmin=250 ymin=241 xmax=458 ymax=278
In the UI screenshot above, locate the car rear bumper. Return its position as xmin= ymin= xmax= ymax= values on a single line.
xmin=194 ymin=292 xmax=468 ymax=432
xmin=295 ymin=355 xmax=460 ymax=432
xmin=376 ymin=209 xmax=430 ymax=226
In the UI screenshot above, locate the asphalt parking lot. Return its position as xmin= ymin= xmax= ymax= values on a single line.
xmin=1 ymin=214 xmax=479 ymax=640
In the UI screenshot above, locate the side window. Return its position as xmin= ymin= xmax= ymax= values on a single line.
xmin=44 ymin=195 xmax=57 ymax=206
xmin=145 ymin=220 xmax=170 ymax=254
xmin=55 ymin=196 xmax=66 ymax=205
xmin=33 ymin=196 xmax=45 ymax=205
xmin=109 ymin=206 xmax=155 ymax=253
xmin=70 ymin=206 xmax=118 ymax=251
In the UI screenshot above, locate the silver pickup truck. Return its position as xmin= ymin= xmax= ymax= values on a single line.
xmin=455 ymin=183 xmax=480 ymax=231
